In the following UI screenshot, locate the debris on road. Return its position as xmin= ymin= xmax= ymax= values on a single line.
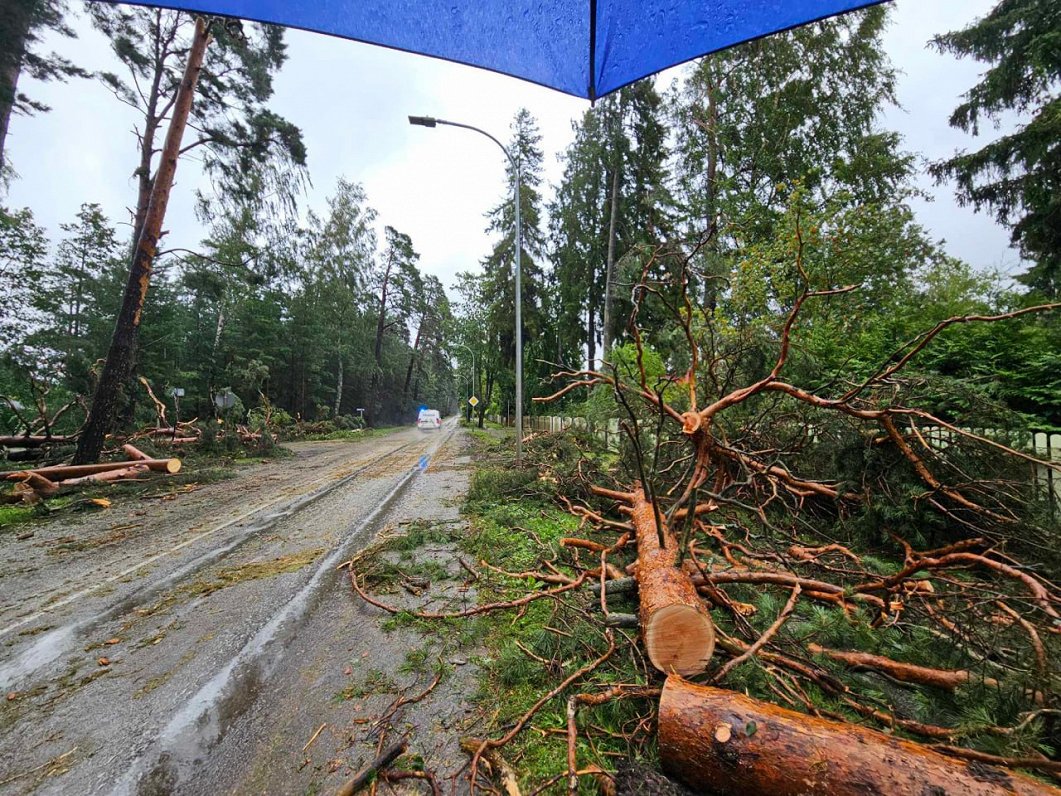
xmin=2 ymin=444 xmax=181 ymax=503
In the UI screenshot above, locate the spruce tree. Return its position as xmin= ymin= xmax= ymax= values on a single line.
xmin=481 ymin=109 xmax=547 ymax=404
xmin=930 ymin=0 xmax=1060 ymax=297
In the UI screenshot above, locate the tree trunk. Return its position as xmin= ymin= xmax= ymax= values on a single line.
xmin=402 ymin=319 xmax=424 ymax=415
xmin=477 ymin=370 xmax=494 ymax=429
xmin=73 ymin=261 xmax=84 ymax=338
xmin=601 ymin=164 xmax=620 ymax=359
xmin=702 ymin=71 xmax=720 ymax=312
xmin=587 ymin=299 xmax=597 ymax=369
xmin=0 ymin=435 xmax=78 ymax=447
xmin=367 ymin=254 xmax=394 ymax=425
xmin=658 ymin=676 xmax=1056 ymax=796
xmin=411 ymin=359 xmax=422 ymax=403
xmin=0 ymin=0 xmax=35 ymax=172
xmin=593 ymin=485 xmax=714 ymax=676
xmin=9 ymin=456 xmax=180 ymax=481
xmin=129 ymin=10 xmax=171 ymax=252
xmin=332 ymin=353 xmax=343 ymax=418
xmin=73 ymin=18 xmax=211 ymax=464
xmin=212 ymin=302 xmax=226 ymax=355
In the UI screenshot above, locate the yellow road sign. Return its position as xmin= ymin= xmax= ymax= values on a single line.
xmin=468 ymin=396 xmax=479 ymax=407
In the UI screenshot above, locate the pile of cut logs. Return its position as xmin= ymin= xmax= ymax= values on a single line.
xmin=3 ymin=444 xmax=180 ymax=503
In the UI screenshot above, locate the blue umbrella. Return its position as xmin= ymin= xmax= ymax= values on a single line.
xmin=88 ymin=0 xmax=884 ymax=99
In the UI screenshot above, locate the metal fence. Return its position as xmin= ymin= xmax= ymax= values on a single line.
xmin=489 ymin=415 xmax=1061 ymax=507
xmin=489 ymin=414 xmax=622 ymax=450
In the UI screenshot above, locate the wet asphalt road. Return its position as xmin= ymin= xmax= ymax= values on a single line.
xmin=0 ymin=421 xmax=472 ymax=795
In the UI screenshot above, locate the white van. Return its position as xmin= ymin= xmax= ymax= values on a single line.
xmin=417 ymin=409 xmax=442 ymax=430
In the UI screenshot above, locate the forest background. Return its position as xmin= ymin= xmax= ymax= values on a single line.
xmin=0 ymin=0 xmax=1056 ymax=443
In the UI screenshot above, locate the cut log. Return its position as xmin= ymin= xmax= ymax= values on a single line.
xmin=0 ymin=435 xmax=78 ymax=447
xmin=595 ymin=485 xmax=714 ymax=676
xmin=658 ymin=676 xmax=1057 ymax=796
xmin=19 ymin=472 xmax=59 ymax=495
xmin=6 ymin=457 xmax=180 ymax=482
xmin=121 ymin=444 xmax=151 ymax=461
xmin=60 ymin=465 xmax=149 ymax=485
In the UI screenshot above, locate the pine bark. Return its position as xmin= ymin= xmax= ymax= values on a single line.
xmin=477 ymin=370 xmax=493 ymax=429
xmin=74 ymin=18 xmax=211 ymax=464
xmin=9 ymin=456 xmax=180 ymax=481
xmin=332 ymin=353 xmax=343 ymax=418
xmin=129 ymin=10 xmax=172 ymax=251
xmin=402 ymin=319 xmax=424 ymax=414
xmin=658 ymin=677 xmax=1057 ymax=796
xmin=597 ymin=485 xmax=715 ymax=676
xmin=601 ymin=165 xmax=620 ymax=359
xmin=0 ymin=0 xmax=35 ymax=171
xmin=366 ymin=253 xmax=394 ymax=425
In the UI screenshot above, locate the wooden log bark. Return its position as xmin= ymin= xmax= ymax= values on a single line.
xmin=621 ymin=486 xmax=715 ymax=676
xmin=0 ymin=435 xmax=78 ymax=447
xmin=6 ymin=457 xmax=180 ymax=482
xmin=121 ymin=444 xmax=151 ymax=461
xmin=658 ymin=676 xmax=1057 ymax=796
xmin=6 ymin=472 xmax=60 ymax=501
xmin=60 ymin=465 xmax=149 ymax=485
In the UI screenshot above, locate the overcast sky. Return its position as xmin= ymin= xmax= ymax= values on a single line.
xmin=4 ymin=0 xmax=1022 ymax=296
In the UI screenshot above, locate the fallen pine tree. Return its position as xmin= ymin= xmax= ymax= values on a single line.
xmin=348 ymin=234 xmax=1059 ymax=794
xmin=658 ymin=676 xmax=1058 ymax=796
xmin=589 ymin=483 xmax=715 ymax=676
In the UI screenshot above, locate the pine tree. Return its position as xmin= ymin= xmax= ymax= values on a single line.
xmin=303 ymin=178 xmax=377 ymax=421
xmin=88 ymin=7 xmax=306 ymax=248
xmin=481 ymin=109 xmax=547 ymax=405
xmin=930 ymin=0 xmax=1060 ymax=297
xmin=549 ymin=107 xmax=607 ymax=368
xmin=0 ymin=0 xmax=87 ymax=174
xmin=549 ymin=80 xmax=671 ymax=371
xmin=0 ymin=205 xmax=46 ymax=348
xmin=367 ymin=225 xmax=420 ymax=422
xmin=29 ymin=203 xmax=121 ymax=391
xmin=671 ymin=4 xmax=908 ymax=292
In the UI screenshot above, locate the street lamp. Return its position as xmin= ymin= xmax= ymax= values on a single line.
xmin=409 ymin=114 xmax=523 ymax=464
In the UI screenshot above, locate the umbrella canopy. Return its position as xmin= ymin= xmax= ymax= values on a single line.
xmin=88 ymin=0 xmax=885 ymax=99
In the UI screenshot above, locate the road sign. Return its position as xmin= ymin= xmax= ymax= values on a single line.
xmin=468 ymin=396 xmax=479 ymax=408
xmin=213 ymin=390 xmax=236 ymax=409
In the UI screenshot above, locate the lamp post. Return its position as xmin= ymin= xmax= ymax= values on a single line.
xmin=409 ymin=114 xmax=523 ymax=465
